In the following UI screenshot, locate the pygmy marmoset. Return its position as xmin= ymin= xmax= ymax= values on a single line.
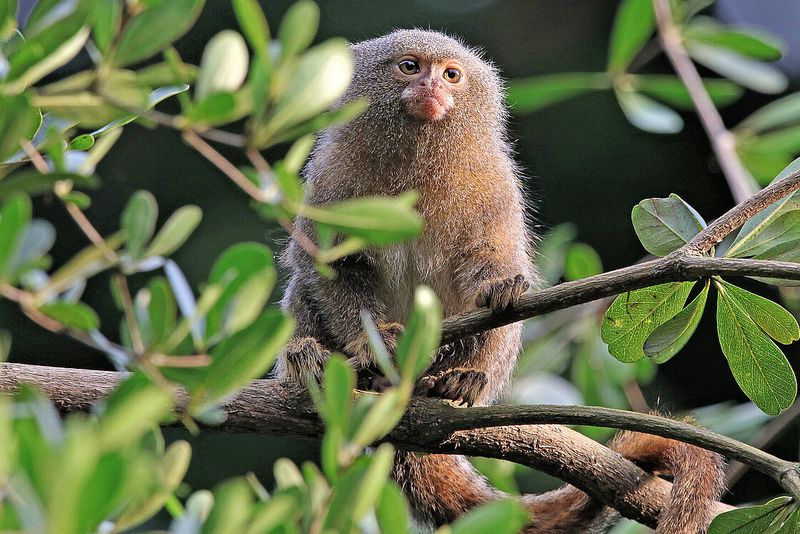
xmin=276 ymin=29 xmax=724 ymax=533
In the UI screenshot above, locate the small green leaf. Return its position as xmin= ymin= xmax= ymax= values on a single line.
xmin=195 ymin=30 xmax=249 ymax=101
xmin=185 ymin=92 xmax=238 ymax=125
xmin=602 ymin=282 xmax=695 ymax=363
xmin=0 ymin=94 xmax=39 ymax=161
xmin=196 ymin=309 xmax=294 ymax=410
xmin=449 ymin=498 xmax=528 ymax=534
xmin=112 ymin=0 xmax=204 ymax=67
xmin=644 ymin=280 xmax=709 ymax=363
xmin=718 ymin=280 xmax=800 ymax=344
xmin=687 ymin=42 xmax=788 ymax=94
xmin=278 ymin=0 xmax=319 ymax=61
xmin=69 ymin=134 xmax=95 ymax=151
xmin=563 ymin=242 xmax=603 ymax=280
xmin=308 ymin=192 xmax=423 ymax=246
xmin=739 ymin=92 xmax=800 ymax=133
xmin=615 ymin=89 xmax=683 ymax=134
xmin=204 ymin=242 xmax=275 ymax=341
xmin=273 ymin=458 xmax=304 ymax=489
xmin=708 ymin=496 xmax=793 ymax=534
xmin=395 ymin=286 xmax=442 ymax=383
xmin=507 ymin=72 xmax=611 ymax=114
xmin=91 ymin=0 xmax=121 ymax=53
xmin=233 ymin=0 xmax=270 ymax=56
xmin=351 ymin=389 xmax=406 ymax=447
xmin=726 ymin=210 xmax=800 ymax=259
xmin=607 ymin=0 xmax=655 ymax=72
xmin=263 ymin=97 xmax=368 ymax=148
xmin=0 ymin=0 xmax=17 ymax=39
xmin=717 ymin=282 xmax=797 ymax=415
xmin=38 ymin=301 xmax=99 ymax=331
xmin=322 ymin=356 xmax=354 ymax=431
xmin=632 ymin=194 xmax=705 ymax=256
xmin=376 ymin=483 xmax=411 ymax=534
xmin=144 ymin=205 xmax=202 ymax=258
xmin=634 ymin=75 xmax=742 ymax=109
xmin=121 ymin=190 xmax=158 ymax=259
xmin=685 ymin=17 xmax=784 ymax=61
xmin=198 ymin=478 xmax=254 ymax=534
xmin=0 ymin=193 xmax=31 ymax=282
xmin=99 ymin=372 xmax=173 ymax=448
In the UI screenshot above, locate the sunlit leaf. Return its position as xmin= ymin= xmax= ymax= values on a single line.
xmin=39 ymin=301 xmax=99 ymax=331
xmin=277 ymin=0 xmax=319 ymax=61
xmin=448 ymin=498 xmax=528 ymax=534
xmin=716 ymin=281 xmax=797 ymax=415
xmin=195 ymin=30 xmax=249 ymax=101
xmin=687 ymin=42 xmax=788 ymax=94
xmin=615 ymin=89 xmax=683 ymax=134
xmin=602 ymin=282 xmax=695 ymax=362
xmin=396 ymin=286 xmax=441 ymax=383
xmin=376 ymin=482 xmax=411 ymax=534
xmin=0 ymin=193 xmax=30 ymax=282
xmin=738 ymin=92 xmax=800 ymax=133
xmin=726 ymin=210 xmax=800 ymax=259
xmin=144 ymin=205 xmax=202 ymax=258
xmin=684 ymin=16 xmax=784 ymax=61
xmin=718 ymin=280 xmax=800 ymax=344
xmin=563 ymin=242 xmax=603 ymax=280
xmin=322 ymin=356 xmax=354 ymax=431
xmin=91 ymin=0 xmax=121 ymax=54
xmin=233 ymin=0 xmax=270 ymax=56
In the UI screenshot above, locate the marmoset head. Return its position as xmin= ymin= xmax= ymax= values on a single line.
xmin=345 ymin=29 xmax=505 ymax=128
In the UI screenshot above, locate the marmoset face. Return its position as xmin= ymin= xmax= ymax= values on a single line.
xmin=392 ymin=54 xmax=466 ymax=121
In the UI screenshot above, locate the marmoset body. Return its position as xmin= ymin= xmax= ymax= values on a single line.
xmin=276 ymin=29 xmax=724 ymax=533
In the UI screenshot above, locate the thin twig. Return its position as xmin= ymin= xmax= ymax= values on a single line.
xmin=182 ymin=130 xmax=270 ymax=202
xmin=652 ymin=0 xmax=758 ymax=204
xmin=114 ymin=273 xmax=145 ymax=356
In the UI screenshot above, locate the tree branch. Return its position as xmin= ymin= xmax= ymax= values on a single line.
xmin=652 ymin=0 xmax=758 ymax=204
xmin=441 ymin=167 xmax=800 ymax=344
xmin=0 ymin=362 xmax=734 ymax=528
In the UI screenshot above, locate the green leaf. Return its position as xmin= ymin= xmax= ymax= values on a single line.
xmin=39 ymin=301 xmax=100 ymax=331
xmin=687 ymin=42 xmax=788 ymax=94
xmin=375 ymin=483 xmax=411 ymax=534
xmin=0 ymin=0 xmax=16 ymax=39
xmin=448 ymin=498 xmax=528 ymax=534
xmin=278 ymin=0 xmax=319 ymax=61
xmin=324 ymin=444 xmax=395 ymax=531
xmin=91 ymin=0 xmax=122 ymax=54
xmin=69 ymin=134 xmax=95 ymax=151
xmin=4 ymin=0 xmax=90 ymax=93
xmin=644 ymin=280 xmax=709 ymax=363
xmin=726 ymin=210 xmax=800 ymax=259
xmin=144 ymin=205 xmax=202 ymax=258
xmin=185 ymin=92 xmax=238 ymax=125
xmin=602 ymin=282 xmax=695 ymax=363
xmin=0 ymin=170 xmax=99 ymax=200
xmin=350 ymin=389 xmax=406 ymax=447
xmin=233 ymin=0 xmax=270 ymax=56
xmin=308 ymin=191 xmax=423 ymax=246
xmin=506 ymin=72 xmax=611 ymax=114
xmin=145 ymin=277 xmax=177 ymax=347
xmin=322 ymin=356 xmax=354 ymax=430
xmin=196 ymin=309 xmax=294 ymax=409
xmin=607 ymin=0 xmax=655 ymax=72
xmin=615 ymin=89 xmax=683 ymax=134
xmin=195 ymin=30 xmax=249 ymax=101
xmin=112 ymin=0 xmax=204 ymax=67
xmin=0 ymin=193 xmax=30 ymax=282
xmin=262 ymin=97 xmax=368 ymax=148
xmin=728 ymin=157 xmax=800 ymax=256
xmin=774 ymin=507 xmax=800 ymax=534
xmin=718 ymin=280 xmax=800 ymax=344
xmin=684 ymin=17 xmax=784 ymax=61
xmin=121 ymin=190 xmax=158 ymax=259
xmin=99 ymin=372 xmax=173 ymax=449
xmin=708 ymin=496 xmax=793 ymax=534
xmin=563 ymin=242 xmax=603 ymax=280
xmin=199 ymin=478 xmax=254 ymax=534
xmin=205 ymin=242 xmax=275 ymax=341
xmin=738 ymin=92 xmax=800 ymax=133
xmin=0 ymin=94 xmax=39 ymax=161
xmin=716 ymin=281 xmax=797 ymax=415
xmin=632 ymin=194 xmax=705 ymax=256
xmin=395 ymin=286 xmax=442 ymax=383
xmin=256 ymin=39 xmax=353 ymax=144
xmin=634 ymin=75 xmax=742 ymax=109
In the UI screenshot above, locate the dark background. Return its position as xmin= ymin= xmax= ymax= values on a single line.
xmin=3 ymin=0 xmax=800 ymax=507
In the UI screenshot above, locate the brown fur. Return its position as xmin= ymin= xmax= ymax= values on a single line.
xmin=276 ymin=29 xmax=725 ymax=533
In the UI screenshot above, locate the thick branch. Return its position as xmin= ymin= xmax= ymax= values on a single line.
xmin=652 ymin=0 xmax=757 ymax=204
xmin=0 ymin=362 xmax=734 ymax=527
